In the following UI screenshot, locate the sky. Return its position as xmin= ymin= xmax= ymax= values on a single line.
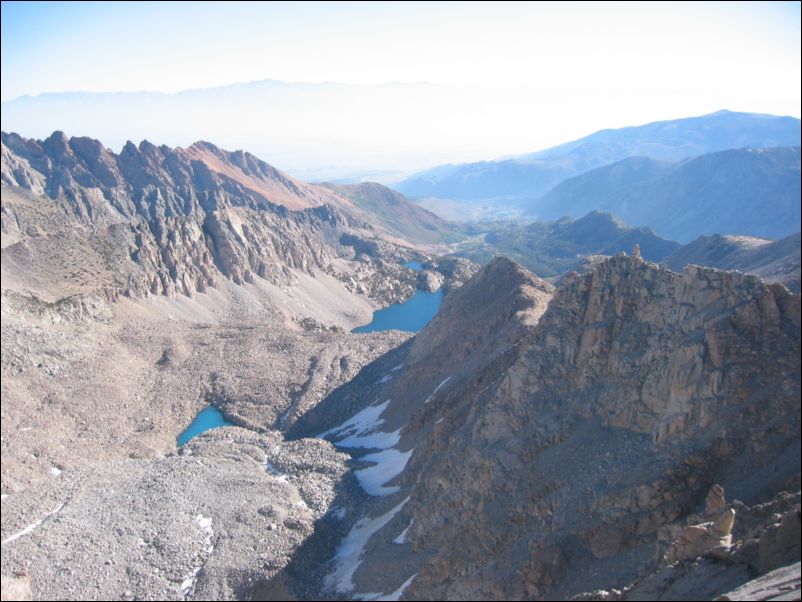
xmin=1 ymin=1 xmax=800 ymax=176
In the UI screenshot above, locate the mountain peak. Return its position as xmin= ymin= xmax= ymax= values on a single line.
xmin=42 ymin=130 xmax=71 ymax=155
xmin=188 ymin=140 xmax=221 ymax=153
xmin=410 ymin=257 xmax=554 ymax=371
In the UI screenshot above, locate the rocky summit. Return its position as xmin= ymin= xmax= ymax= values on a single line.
xmin=1 ymin=131 xmax=799 ymax=602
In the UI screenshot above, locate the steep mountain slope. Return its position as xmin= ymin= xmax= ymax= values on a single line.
xmin=530 ymin=147 xmax=801 ymax=241
xmin=321 ymin=181 xmax=466 ymax=244
xmin=294 ymin=254 xmax=800 ymax=601
xmin=395 ymin=110 xmax=801 ymax=204
xmin=452 ymin=211 xmax=680 ymax=277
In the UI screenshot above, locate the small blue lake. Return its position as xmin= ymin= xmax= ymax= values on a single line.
xmin=177 ymin=406 xmax=234 ymax=446
xmin=404 ymin=261 xmax=423 ymax=272
xmin=353 ymin=289 xmax=443 ymax=334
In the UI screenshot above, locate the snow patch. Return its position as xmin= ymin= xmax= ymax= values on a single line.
xmin=318 ymin=400 xmax=399 ymax=450
xmin=324 ymin=498 xmax=409 ymax=594
xmin=356 ymin=448 xmax=414 ymax=496
xmin=393 ymin=519 xmax=413 ymax=544
xmin=424 ymin=376 xmax=452 ymax=404
xmin=338 ymin=428 xmax=401 ymax=450
xmin=196 ymin=514 xmax=214 ymax=553
xmin=1 ymin=502 xmax=64 ymax=546
xmin=19 ymin=427 xmax=33 ymax=432
xmin=434 ymin=418 xmax=444 ymax=425
xmin=178 ymin=514 xmax=214 ymax=598
xmin=375 ymin=375 xmax=392 ymax=384
xmin=354 ymin=573 xmax=418 ymax=601
xmin=265 ymin=461 xmax=289 ymax=482
xmin=391 ymin=364 xmax=404 ymax=372
xmin=49 ymin=467 xmax=62 ymax=476
xmin=434 ymin=376 xmax=451 ymax=394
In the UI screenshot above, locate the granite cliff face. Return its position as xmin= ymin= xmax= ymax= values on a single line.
xmin=300 ymin=254 xmax=800 ymax=601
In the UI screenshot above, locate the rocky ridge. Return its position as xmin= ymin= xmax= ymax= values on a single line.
xmin=295 ymin=252 xmax=800 ymax=601
xmin=1 ymin=132 xmax=469 ymax=307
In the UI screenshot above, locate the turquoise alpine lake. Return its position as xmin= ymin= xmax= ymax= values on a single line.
xmin=403 ymin=261 xmax=424 ymax=271
xmin=353 ymin=289 xmax=443 ymax=333
xmin=177 ymin=406 xmax=235 ymax=446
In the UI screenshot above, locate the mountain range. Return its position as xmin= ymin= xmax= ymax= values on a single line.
xmin=1 ymin=80 xmax=623 ymax=179
xmin=395 ymin=110 xmax=801 ymax=204
xmin=530 ymin=146 xmax=801 ymax=242
xmin=1 ymin=128 xmax=799 ymax=602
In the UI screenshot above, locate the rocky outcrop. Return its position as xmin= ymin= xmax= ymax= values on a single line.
xmin=332 ymin=255 xmax=419 ymax=306
xmin=571 ymin=488 xmax=801 ymax=601
xmin=757 ymin=507 xmax=801 ymax=575
xmin=659 ymin=485 xmax=736 ymax=565
xmin=416 ymin=269 xmax=445 ymax=292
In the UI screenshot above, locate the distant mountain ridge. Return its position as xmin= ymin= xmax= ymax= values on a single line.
xmin=665 ymin=232 xmax=801 ymax=293
xmin=530 ymin=146 xmax=801 ymax=242
xmin=321 ymin=182 xmax=465 ymax=244
xmin=451 ymin=210 xmax=680 ymax=278
xmin=395 ymin=110 xmax=801 ymax=203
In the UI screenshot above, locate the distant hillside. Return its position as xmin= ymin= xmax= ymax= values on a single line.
xmin=665 ymin=232 xmax=801 ymax=292
xmin=395 ymin=110 xmax=801 ymax=204
xmin=452 ymin=211 xmax=680 ymax=277
xmin=321 ymin=182 xmax=466 ymax=244
xmin=529 ymin=146 xmax=801 ymax=242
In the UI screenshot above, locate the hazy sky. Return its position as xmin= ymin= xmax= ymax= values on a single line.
xmin=1 ymin=1 xmax=800 ymax=174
